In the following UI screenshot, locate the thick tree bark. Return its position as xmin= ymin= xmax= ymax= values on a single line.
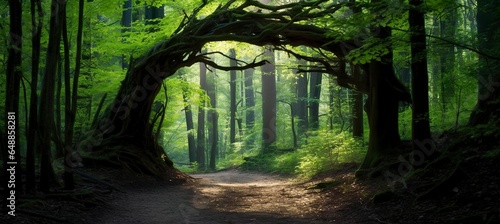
xmin=360 ymin=58 xmax=402 ymax=170
xmin=409 ymin=0 xmax=432 ymax=147
xmin=352 ymin=89 xmax=364 ymax=138
xmin=351 ymin=64 xmax=364 ymax=138
xmin=261 ymin=48 xmax=277 ymax=152
xmin=309 ymin=71 xmax=322 ymax=130
xmin=39 ymin=0 xmax=64 ymax=192
xmin=26 ymin=0 xmax=43 ymax=193
xmin=357 ymin=0 xmax=412 ymax=173
xmin=358 ymin=27 xmax=409 ymax=171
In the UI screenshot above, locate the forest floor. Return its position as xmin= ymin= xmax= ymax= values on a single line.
xmin=4 ymin=165 xmax=389 ymax=224
xmin=3 ymin=148 xmax=500 ymax=224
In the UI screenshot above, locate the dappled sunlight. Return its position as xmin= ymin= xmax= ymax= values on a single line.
xmin=190 ymin=170 xmax=323 ymax=220
xmin=192 ymin=169 xmax=288 ymax=187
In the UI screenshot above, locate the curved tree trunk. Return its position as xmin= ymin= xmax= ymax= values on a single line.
xmin=358 ymin=25 xmax=411 ymax=172
xmin=81 ymin=0 xmax=395 ymax=178
xmin=359 ymin=58 xmax=402 ymax=171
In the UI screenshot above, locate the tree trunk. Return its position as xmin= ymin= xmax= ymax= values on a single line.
xmin=328 ymin=75 xmax=335 ymax=130
xmin=261 ymin=47 xmax=277 ymax=152
xmin=55 ymin=51 xmax=64 ymax=158
xmin=358 ymin=24 xmax=408 ymax=172
xmin=80 ymin=1 xmax=399 ymax=177
xmin=244 ymin=69 xmax=255 ymax=129
xmin=409 ymin=0 xmax=432 ymax=148
xmin=469 ymin=0 xmax=500 ymax=126
xmin=5 ymin=0 xmax=22 ymax=201
xmin=197 ymin=54 xmax=207 ymax=169
xmin=350 ymin=64 xmax=364 ymax=138
xmin=439 ymin=0 xmax=458 ymax=119
xmin=39 ymin=0 xmax=64 ymax=192
xmin=295 ymin=60 xmax=308 ymax=135
xmin=229 ymin=49 xmax=237 ymax=144
xmin=309 ymin=71 xmax=322 ymax=130
xmin=121 ymin=0 xmax=132 ymax=69
xmin=181 ymin=73 xmax=197 ymax=164
xmin=26 ymin=0 xmax=43 ymax=193
xmin=207 ymin=69 xmax=218 ymax=170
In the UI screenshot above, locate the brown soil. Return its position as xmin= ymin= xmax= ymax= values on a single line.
xmin=84 ymin=168 xmax=357 ymax=224
xmin=4 ymin=159 xmax=498 ymax=224
xmin=3 ymin=166 xmax=383 ymax=224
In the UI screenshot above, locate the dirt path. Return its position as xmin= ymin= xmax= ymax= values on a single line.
xmin=89 ymin=169 xmax=331 ymax=224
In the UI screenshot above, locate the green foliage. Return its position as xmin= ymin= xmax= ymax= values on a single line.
xmin=240 ymin=131 xmax=366 ymax=178
xmin=216 ymin=153 xmax=246 ymax=170
xmin=296 ymin=131 xmax=366 ymax=178
xmin=240 ymin=150 xmax=300 ymax=175
xmin=272 ymin=152 xmax=302 ymax=174
xmin=176 ymin=161 xmax=199 ymax=173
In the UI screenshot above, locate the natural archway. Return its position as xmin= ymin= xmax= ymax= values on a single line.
xmin=80 ymin=0 xmax=409 ymax=178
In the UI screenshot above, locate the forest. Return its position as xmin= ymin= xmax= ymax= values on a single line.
xmin=1 ymin=0 xmax=499 ymax=223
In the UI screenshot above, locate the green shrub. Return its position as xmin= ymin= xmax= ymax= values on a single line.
xmin=176 ymin=161 xmax=199 ymax=173
xmin=271 ymin=152 xmax=301 ymax=174
xmin=217 ymin=153 xmax=246 ymax=170
xmin=296 ymin=131 xmax=366 ymax=178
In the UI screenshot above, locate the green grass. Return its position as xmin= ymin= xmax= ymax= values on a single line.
xmin=240 ymin=131 xmax=367 ymax=179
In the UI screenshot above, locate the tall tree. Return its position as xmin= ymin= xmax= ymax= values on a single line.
xmin=409 ymin=0 xmax=432 ymax=146
xmin=229 ymin=49 xmax=237 ymax=144
xmin=145 ymin=4 xmax=164 ymax=28
xmin=207 ymin=69 xmax=218 ymax=170
xmin=348 ymin=1 xmax=364 ymax=138
xmin=244 ymin=68 xmax=255 ymax=129
xmin=121 ymin=0 xmax=132 ymax=69
xmin=359 ymin=0 xmax=411 ymax=172
xmin=39 ymin=0 xmax=64 ymax=192
xmin=26 ymin=0 xmax=43 ymax=193
xmin=197 ymin=53 xmax=208 ymax=168
xmin=181 ymin=73 xmax=197 ymax=164
xmin=294 ymin=59 xmax=308 ymax=135
xmin=438 ymin=1 xmax=458 ymax=117
xmin=469 ymin=0 xmax=500 ymax=125
xmin=261 ymin=47 xmax=277 ymax=152
xmin=5 ymin=0 xmax=22 ymax=200
xmin=244 ymin=68 xmax=255 ymax=148
xmin=309 ymin=71 xmax=322 ymax=130
xmin=351 ymin=64 xmax=364 ymax=138
xmin=84 ymin=1 xmax=375 ymax=176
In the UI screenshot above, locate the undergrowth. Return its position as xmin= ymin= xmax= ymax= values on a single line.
xmin=241 ymin=131 xmax=367 ymax=179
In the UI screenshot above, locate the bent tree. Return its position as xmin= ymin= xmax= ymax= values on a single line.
xmin=82 ymin=0 xmax=409 ymax=178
